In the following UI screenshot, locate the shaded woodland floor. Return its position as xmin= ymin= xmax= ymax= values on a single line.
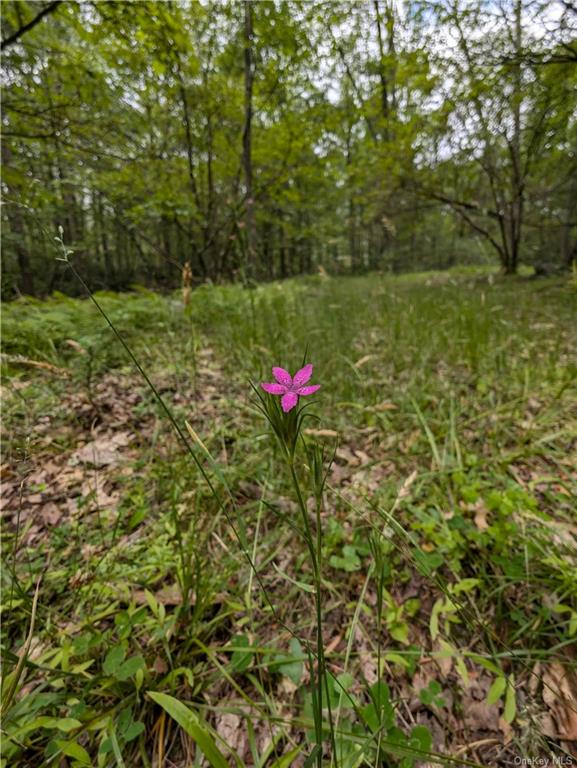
xmin=1 ymin=269 xmax=577 ymax=767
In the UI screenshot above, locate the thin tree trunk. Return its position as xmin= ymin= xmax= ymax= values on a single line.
xmin=279 ymin=215 xmax=287 ymax=279
xmin=385 ymin=2 xmax=397 ymax=112
xmin=507 ymin=0 xmax=523 ymax=274
xmin=1 ymin=143 xmax=34 ymax=294
xmin=561 ymin=139 xmax=577 ymax=269
xmin=242 ymin=0 xmax=257 ymax=279
xmin=373 ymin=0 xmax=389 ymax=139
xmin=5 ymin=204 xmax=34 ymax=295
xmin=98 ymin=192 xmax=113 ymax=283
xmin=173 ymin=53 xmax=207 ymax=277
xmin=345 ymin=123 xmax=359 ymax=271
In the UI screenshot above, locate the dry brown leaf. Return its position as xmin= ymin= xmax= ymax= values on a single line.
xmin=0 ymin=464 xmax=15 ymax=479
xmin=397 ymin=470 xmax=418 ymax=500
xmin=78 ymin=480 xmax=119 ymax=511
xmin=9 ymin=379 xmax=32 ymax=391
xmin=277 ymin=676 xmax=298 ymax=697
xmin=0 ymin=353 xmax=69 ymax=377
xmin=214 ymin=708 xmax=248 ymax=761
xmin=432 ymin=639 xmax=453 ymax=677
xmin=462 ymin=700 xmax=500 ymax=732
xmin=354 ymin=449 xmax=371 ymax=465
xmin=27 ymin=636 xmax=49 ymax=663
xmin=473 ymin=501 xmax=490 ymax=531
xmin=63 ymin=339 xmax=87 ymax=354
xmin=336 ymin=446 xmax=360 ymax=466
xmin=303 ymin=428 xmax=339 ymax=438
xmin=330 ymin=463 xmax=353 ymax=484
xmin=71 ymin=432 xmax=132 ymax=468
xmin=153 ymin=656 xmax=168 ymax=674
xmin=400 ymin=430 xmax=420 ymax=453
xmin=40 ymin=502 xmax=62 ymax=526
xmin=373 ymin=401 xmax=398 ymax=412
xmin=498 ymin=716 xmax=513 ymax=745
xmin=529 ymin=662 xmax=541 ymax=697
xmin=353 ymin=354 xmax=375 ymax=369
xmin=542 ymin=662 xmax=577 ymax=740
xmin=325 ymin=634 xmax=342 ymax=655
xmin=359 ymin=650 xmax=378 ymax=684
xmin=353 ymin=425 xmax=379 ymax=435
xmin=132 ymin=584 xmax=182 ymax=606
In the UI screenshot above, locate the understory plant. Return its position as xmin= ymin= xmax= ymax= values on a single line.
xmin=255 ymin=363 xmax=434 ymax=768
xmin=256 ymin=362 xmax=334 ymax=766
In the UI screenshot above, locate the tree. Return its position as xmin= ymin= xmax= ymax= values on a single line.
xmin=1 ymin=0 xmax=575 ymax=296
xmin=420 ymin=0 xmax=577 ymax=273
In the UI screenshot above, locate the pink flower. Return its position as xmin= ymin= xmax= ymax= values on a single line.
xmin=261 ymin=364 xmax=321 ymax=413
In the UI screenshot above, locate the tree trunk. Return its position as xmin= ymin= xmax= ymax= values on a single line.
xmin=279 ymin=215 xmax=287 ymax=279
xmin=385 ymin=2 xmax=397 ymax=113
xmin=242 ymin=0 xmax=257 ymax=279
xmin=1 ymin=143 xmax=35 ymax=294
xmin=507 ymin=0 xmax=524 ymax=274
xmin=373 ymin=0 xmax=389 ymax=139
xmin=173 ymin=52 xmax=205 ymax=276
xmin=5 ymin=203 xmax=34 ymax=295
xmin=345 ymin=123 xmax=359 ymax=271
xmin=562 ymin=136 xmax=577 ymax=269
xmin=98 ymin=192 xmax=113 ymax=282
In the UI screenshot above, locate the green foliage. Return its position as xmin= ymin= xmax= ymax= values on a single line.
xmin=148 ymin=692 xmax=230 ymax=768
xmin=2 ymin=1 xmax=575 ymax=296
xmin=271 ymin=638 xmax=305 ymax=685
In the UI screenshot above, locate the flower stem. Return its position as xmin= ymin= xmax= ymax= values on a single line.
xmin=288 ymin=459 xmax=336 ymax=766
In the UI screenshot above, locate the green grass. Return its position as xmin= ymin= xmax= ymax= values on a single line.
xmin=1 ymin=269 xmax=576 ymax=767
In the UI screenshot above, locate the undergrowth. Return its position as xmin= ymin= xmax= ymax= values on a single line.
xmin=1 ymin=269 xmax=576 ymax=767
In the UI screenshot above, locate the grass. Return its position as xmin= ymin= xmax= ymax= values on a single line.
xmin=1 ymin=268 xmax=576 ymax=767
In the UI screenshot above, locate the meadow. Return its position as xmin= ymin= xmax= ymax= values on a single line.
xmin=1 ymin=269 xmax=576 ymax=767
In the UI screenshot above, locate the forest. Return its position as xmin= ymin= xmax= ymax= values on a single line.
xmin=1 ymin=0 xmax=576 ymax=295
xmin=2 ymin=2 xmax=577 ymax=768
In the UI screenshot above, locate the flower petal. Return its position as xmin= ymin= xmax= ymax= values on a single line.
xmin=292 ymin=364 xmax=313 ymax=387
xmin=281 ymin=392 xmax=299 ymax=412
xmin=261 ymin=382 xmax=286 ymax=395
xmin=272 ymin=367 xmax=293 ymax=387
xmin=297 ymin=384 xmax=320 ymax=396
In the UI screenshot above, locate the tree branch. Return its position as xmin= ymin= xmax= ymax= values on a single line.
xmin=1 ymin=1 xmax=63 ymax=50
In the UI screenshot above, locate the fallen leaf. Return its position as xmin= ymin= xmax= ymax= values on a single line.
xmin=0 ymin=353 xmax=69 ymax=377
xmin=499 ymin=716 xmax=513 ymax=745
xmin=71 ymin=432 xmax=133 ymax=468
xmin=353 ymin=354 xmax=375 ymax=369
xmin=132 ymin=584 xmax=183 ymax=606
xmin=325 ymin=635 xmax=342 ymax=655
xmin=541 ymin=662 xmax=577 ymax=740
xmin=303 ymin=428 xmax=339 ymax=438
xmin=40 ymin=502 xmax=62 ymax=526
xmin=78 ymin=480 xmax=119 ymax=511
xmin=277 ymin=676 xmax=298 ymax=697
xmin=336 ymin=447 xmax=360 ymax=466
xmin=462 ymin=700 xmax=500 ymax=732
xmin=63 ymin=339 xmax=87 ymax=354
xmin=214 ymin=707 xmax=247 ymax=761
xmin=373 ymin=401 xmax=398 ymax=412
xmin=153 ymin=656 xmax=168 ymax=674
xmin=473 ymin=501 xmax=490 ymax=531
xmin=432 ymin=639 xmax=453 ymax=677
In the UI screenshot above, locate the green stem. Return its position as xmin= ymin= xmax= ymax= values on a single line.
xmin=288 ymin=459 xmax=337 ymax=767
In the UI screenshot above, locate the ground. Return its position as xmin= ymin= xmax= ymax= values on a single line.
xmin=1 ymin=268 xmax=576 ymax=767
